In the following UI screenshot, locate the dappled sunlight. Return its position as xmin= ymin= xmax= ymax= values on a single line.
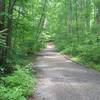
xmin=1 ymin=0 xmax=100 ymax=100
xmin=47 ymin=43 xmax=55 ymax=49
xmin=65 ymin=60 xmax=73 ymax=63
xmin=37 ymin=62 xmax=49 ymax=67
xmin=43 ymin=55 xmax=60 ymax=59
xmin=44 ymin=67 xmax=88 ymax=74
xmin=35 ymin=41 xmax=100 ymax=100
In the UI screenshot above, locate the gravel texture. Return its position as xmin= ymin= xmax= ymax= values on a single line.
xmin=31 ymin=45 xmax=100 ymax=100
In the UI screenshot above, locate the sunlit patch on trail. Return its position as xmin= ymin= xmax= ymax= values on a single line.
xmin=37 ymin=63 xmax=49 ymax=67
xmin=65 ymin=60 xmax=72 ymax=63
xmin=43 ymin=56 xmax=59 ymax=59
xmin=47 ymin=42 xmax=55 ymax=49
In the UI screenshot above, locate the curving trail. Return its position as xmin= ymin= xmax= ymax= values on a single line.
xmin=30 ymin=44 xmax=100 ymax=100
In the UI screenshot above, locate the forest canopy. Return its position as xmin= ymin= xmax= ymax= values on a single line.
xmin=0 ymin=0 xmax=100 ymax=99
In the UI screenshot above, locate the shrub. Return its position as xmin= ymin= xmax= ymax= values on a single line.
xmin=0 ymin=65 xmax=37 ymax=100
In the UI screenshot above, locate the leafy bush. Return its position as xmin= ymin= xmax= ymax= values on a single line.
xmin=81 ymin=45 xmax=100 ymax=64
xmin=0 ymin=65 xmax=37 ymax=100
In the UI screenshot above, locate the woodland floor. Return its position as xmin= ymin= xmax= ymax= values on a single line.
xmin=29 ymin=44 xmax=100 ymax=100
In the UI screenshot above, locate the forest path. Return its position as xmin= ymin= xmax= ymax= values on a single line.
xmin=30 ymin=43 xmax=100 ymax=100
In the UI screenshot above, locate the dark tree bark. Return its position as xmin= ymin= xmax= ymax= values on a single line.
xmin=0 ymin=0 xmax=4 ymax=30
xmin=0 ymin=0 xmax=5 ymax=65
xmin=5 ymin=0 xmax=16 ymax=59
xmin=0 ymin=0 xmax=17 ymax=73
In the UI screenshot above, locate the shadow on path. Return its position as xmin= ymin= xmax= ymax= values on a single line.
xmin=30 ymin=44 xmax=100 ymax=100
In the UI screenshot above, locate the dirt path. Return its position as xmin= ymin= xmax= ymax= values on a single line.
xmin=30 ymin=44 xmax=100 ymax=100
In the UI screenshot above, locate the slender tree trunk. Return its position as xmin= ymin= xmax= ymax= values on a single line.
xmin=5 ymin=0 xmax=16 ymax=59
xmin=0 ymin=0 xmax=4 ymax=30
xmin=75 ymin=0 xmax=79 ymax=42
xmin=34 ymin=0 xmax=47 ymax=50
xmin=0 ymin=0 xmax=5 ymax=65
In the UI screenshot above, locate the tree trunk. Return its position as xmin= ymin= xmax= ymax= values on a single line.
xmin=0 ymin=0 xmax=5 ymax=65
xmin=5 ymin=0 xmax=16 ymax=59
xmin=0 ymin=0 xmax=4 ymax=29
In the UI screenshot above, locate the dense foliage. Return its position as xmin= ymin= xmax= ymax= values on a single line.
xmin=0 ymin=0 xmax=47 ymax=71
xmin=0 ymin=0 xmax=47 ymax=99
xmin=0 ymin=0 xmax=100 ymax=99
xmin=0 ymin=65 xmax=36 ymax=100
xmin=47 ymin=0 xmax=100 ymax=68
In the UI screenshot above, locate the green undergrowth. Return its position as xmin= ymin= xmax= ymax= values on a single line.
xmin=0 ymin=57 xmax=37 ymax=100
xmin=71 ymin=56 xmax=100 ymax=71
xmin=60 ymin=45 xmax=100 ymax=71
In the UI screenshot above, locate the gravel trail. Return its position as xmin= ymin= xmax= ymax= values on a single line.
xmin=30 ymin=45 xmax=100 ymax=100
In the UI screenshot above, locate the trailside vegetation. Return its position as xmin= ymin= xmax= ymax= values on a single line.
xmin=0 ymin=0 xmax=47 ymax=99
xmin=0 ymin=0 xmax=100 ymax=99
xmin=47 ymin=0 xmax=100 ymax=69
